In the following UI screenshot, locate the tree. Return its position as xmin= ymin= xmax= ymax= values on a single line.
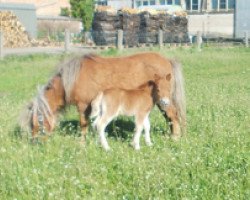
xmin=60 ymin=7 xmax=71 ymax=17
xmin=70 ymin=0 xmax=94 ymax=31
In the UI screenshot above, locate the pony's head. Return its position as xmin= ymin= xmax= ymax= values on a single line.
xmin=153 ymin=74 xmax=172 ymax=109
xmin=19 ymin=74 xmax=65 ymax=138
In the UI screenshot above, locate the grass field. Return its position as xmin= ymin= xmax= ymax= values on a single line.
xmin=0 ymin=47 xmax=249 ymax=199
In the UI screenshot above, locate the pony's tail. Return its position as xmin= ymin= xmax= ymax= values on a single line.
xmin=170 ymin=60 xmax=186 ymax=133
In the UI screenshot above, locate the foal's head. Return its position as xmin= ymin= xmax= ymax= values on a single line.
xmin=20 ymin=74 xmax=66 ymax=138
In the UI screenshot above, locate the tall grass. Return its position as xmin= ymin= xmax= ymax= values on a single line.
xmin=0 ymin=47 xmax=249 ymax=199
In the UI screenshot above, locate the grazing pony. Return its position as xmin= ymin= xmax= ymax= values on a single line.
xmin=91 ymin=75 xmax=171 ymax=150
xmin=19 ymin=52 xmax=185 ymax=142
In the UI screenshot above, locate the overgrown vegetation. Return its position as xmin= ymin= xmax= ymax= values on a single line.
xmin=70 ymin=0 xmax=94 ymax=31
xmin=0 ymin=47 xmax=249 ymax=199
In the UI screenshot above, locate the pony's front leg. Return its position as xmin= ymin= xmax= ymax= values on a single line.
xmin=158 ymin=104 xmax=181 ymax=140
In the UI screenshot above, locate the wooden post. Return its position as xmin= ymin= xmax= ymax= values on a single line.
xmin=158 ymin=29 xmax=163 ymax=48
xmin=117 ymin=29 xmax=123 ymax=50
xmin=244 ymin=31 xmax=249 ymax=48
xmin=64 ymin=29 xmax=70 ymax=52
xmin=197 ymin=31 xmax=202 ymax=51
xmin=0 ymin=31 xmax=3 ymax=60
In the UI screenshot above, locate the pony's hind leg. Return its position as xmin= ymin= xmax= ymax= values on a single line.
xmin=78 ymin=103 xmax=91 ymax=144
xmin=143 ymin=115 xmax=153 ymax=146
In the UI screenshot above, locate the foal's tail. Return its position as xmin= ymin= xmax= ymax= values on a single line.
xmin=170 ymin=60 xmax=186 ymax=132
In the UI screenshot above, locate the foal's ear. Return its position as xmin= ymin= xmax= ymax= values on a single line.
xmin=166 ymin=74 xmax=171 ymax=81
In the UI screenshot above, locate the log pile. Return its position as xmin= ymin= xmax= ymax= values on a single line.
xmin=0 ymin=11 xmax=31 ymax=48
xmin=139 ymin=11 xmax=161 ymax=44
xmin=92 ymin=6 xmax=120 ymax=45
xmin=92 ymin=6 xmax=189 ymax=46
xmin=120 ymin=10 xmax=140 ymax=47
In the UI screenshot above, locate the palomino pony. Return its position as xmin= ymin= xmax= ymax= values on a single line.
xmin=19 ymin=52 xmax=186 ymax=142
xmin=91 ymin=75 xmax=171 ymax=151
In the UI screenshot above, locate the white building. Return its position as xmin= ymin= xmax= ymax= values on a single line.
xmin=96 ymin=0 xmax=235 ymax=12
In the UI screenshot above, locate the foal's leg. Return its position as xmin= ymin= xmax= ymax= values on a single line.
xmin=158 ymin=104 xmax=181 ymax=140
xmin=143 ymin=114 xmax=153 ymax=146
xmin=96 ymin=115 xmax=113 ymax=151
xmin=132 ymin=114 xmax=145 ymax=150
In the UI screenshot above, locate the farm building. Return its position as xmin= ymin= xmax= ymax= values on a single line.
xmin=96 ymin=0 xmax=235 ymax=12
xmin=0 ymin=0 xmax=70 ymax=16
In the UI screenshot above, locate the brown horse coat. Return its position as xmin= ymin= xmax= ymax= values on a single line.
xmin=20 ymin=52 xmax=185 ymax=142
xmin=72 ymin=53 xmax=172 ymax=104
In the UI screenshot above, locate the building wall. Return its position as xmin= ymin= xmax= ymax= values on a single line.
xmin=0 ymin=0 xmax=70 ymax=16
xmin=234 ymin=0 xmax=250 ymax=38
xmin=108 ymin=0 xmax=132 ymax=9
xmin=188 ymin=13 xmax=234 ymax=37
xmin=0 ymin=3 xmax=37 ymax=38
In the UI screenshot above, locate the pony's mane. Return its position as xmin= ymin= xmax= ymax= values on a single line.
xmin=57 ymin=56 xmax=83 ymax=102
xmin=19 ymin=86 xmax=53 ymax=131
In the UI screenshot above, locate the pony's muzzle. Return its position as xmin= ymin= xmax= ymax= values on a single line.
xmin=159 ymin=98 xmax=170 ymax=109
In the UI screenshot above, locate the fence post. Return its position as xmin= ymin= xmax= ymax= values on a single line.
xmin=0 ymin=31 xmax=3 ymax=60
xmin=197 ymin=31 xmax=202 ymax=51
xmin=64 ymin=29 xmax=70 ymax=52
xmin=117 ymin=30 xmax=123 ymax=50
xmin=244 ymin=31 xmax=249 ymax=48
xmin=158 ymin=29 xmax=163 ymax=48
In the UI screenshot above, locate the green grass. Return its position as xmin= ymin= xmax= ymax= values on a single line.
xmin=0 ymin=47 xmax=249 ymax=199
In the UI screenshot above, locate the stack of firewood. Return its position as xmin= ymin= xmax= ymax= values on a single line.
xmin=92 ymin=6 xmax=189 ymax=46
xmin=0 ymin=11 xmax=31 ymax=48
xmin=119 ymin=9 xmax=140 ymax=47
xmin=92 ymin=6 xmax=120 ymax=45
xmin=139 ymin=11 xmax=161 ymax=43
xmin=161 ymin=15 xmax=189 ymax=43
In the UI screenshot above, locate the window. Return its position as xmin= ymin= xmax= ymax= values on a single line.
xmin=150 ymin=0 xmax=156 ymax=5
xmin=192 ymin=0 xmax=199 ymax=10
xmin=175 ymin=0 xmax=181 ymax=5
xmin=95 ymin=0 xmax=107 ymax=6
xmin=220 ymin=0 xmax=226 ymax=9
xmin=143 ymin=0 xmax=149 ymax=6
xmin=136 ymin=1 xmax=142 ymax=7
xmin=186 ymin=0 xmax=191 ymax=10
xmin=167 ymin=0 xmax=173 ymax=5
xmin=228 ymin=0 xmax=235 ymax=9
xmin=160 ymin=0 xmax=165 ymax=5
